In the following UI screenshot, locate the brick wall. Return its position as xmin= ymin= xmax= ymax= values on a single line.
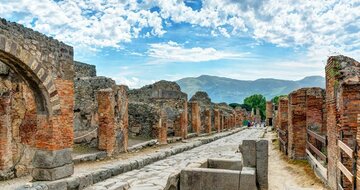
xmin=266 ymin=101 xmax=273 ymax=126
xmin=278 ymin=97 xmax=288 ymax=154
xmin=97 ymin=86 xmax=128 ymax=155
xmin=325 ymin=55 xmax=360 ymax=190
xmin=288 ymin=88 xmax=307 ymax=160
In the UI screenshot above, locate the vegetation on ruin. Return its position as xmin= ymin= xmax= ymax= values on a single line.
xmin=229 ymin=103 xmax=252 ymax=111
xmin=243 ymin=94 xmax=266 ymax=120
xmin=271 ymin=95 xmax=287 ymax=105
xmin=329 ymin=60 xmax=341 ymax=89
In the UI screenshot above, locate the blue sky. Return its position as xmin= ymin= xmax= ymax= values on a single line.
xmin=1 ymin=0 xmax=359 ymax=88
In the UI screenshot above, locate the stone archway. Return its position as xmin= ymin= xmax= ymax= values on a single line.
xmin=0 ymin=18 xmax=75 ymax=181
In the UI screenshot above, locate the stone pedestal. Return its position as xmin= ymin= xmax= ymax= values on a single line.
xmin=31 ymin=149 xmax=73 ymax=181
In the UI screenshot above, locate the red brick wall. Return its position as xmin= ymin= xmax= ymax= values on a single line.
xmin=325 ymin=56 xmax=360 ymax=190
xmin=278 ymin=97 xmax=288 ymax=153
xmin=306 ymin=88 xmax=326 ymax=133
xmin=35 ymin=79 xmax=74 ymax=151
xmin=288 ymin=88 xmax=307 ymax=159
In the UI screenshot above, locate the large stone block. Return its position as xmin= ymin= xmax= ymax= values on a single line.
xmin=32 ymin=163 xmax=74 ymax=181
xmin=208 ymin=158 xmax=242 ymax=171
xmin=180 ymin=168 xmax=240 ymax=190
xmin=240 ymin=167 xmax=257 ymax=190
xmin=256 ymin=140 xmax=269 ymax=190
xmin=32 ymin=148 xmax=72 ymax=169
xmin=239 ymin=140 xmax=256 ymax=167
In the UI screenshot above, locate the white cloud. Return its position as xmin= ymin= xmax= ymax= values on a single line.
xmin=147 ymin=41 xmax=249 ymax=63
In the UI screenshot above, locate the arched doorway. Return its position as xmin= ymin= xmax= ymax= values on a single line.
xmin=0 ymin=19 xmax=75 ymax=181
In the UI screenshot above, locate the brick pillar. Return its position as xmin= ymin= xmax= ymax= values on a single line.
xmin=214 ymin=109 xmax=220 ymax=133
xmin=32 ymin=79 xmax=74 ymax=181
xmin=97 ymin=89 xmax=116 ymax=156
xmin=266 ymin=101 xmax=273 ymax=126
xmin=325 ymin=56 xmax=360 ymax=190
xmin=288 ymin=88 xmax=307 ymax=160
xmin=175 ymin=111 xmax=186 ymax=139
xmin=191 ymin=102 xmax=201 ymax=135
xmin=306 ymin=88 xmax=325 ymax=132
xmin=205 ymin=109 xmax=211 ymax=134
xmin=278 ymin=97 xmax=289 ymax=154
xmin=221 ymin=115 xmax=225 ymax=131
xmin=0 ymin=91 xmax=13 ymax=179
xmin=158 ymin=115 xmax=168 ymax=145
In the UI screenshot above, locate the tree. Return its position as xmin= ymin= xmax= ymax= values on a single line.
xmin=271 ymin=95 xmax=287 ymax=105
xmin=229 ymin=103 xmax=241 ymax=109
xmin=243 ymin=94 xmax=266 ymax=120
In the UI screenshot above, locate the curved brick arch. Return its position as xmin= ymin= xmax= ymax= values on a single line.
xmin=0 ymin=18 xmax=75 ymax=181
xmin=0 ymin=47 xmax=60 ymax=115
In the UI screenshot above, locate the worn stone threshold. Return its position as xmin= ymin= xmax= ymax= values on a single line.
xmin=22 ymin=127 xmax=245 ymax=190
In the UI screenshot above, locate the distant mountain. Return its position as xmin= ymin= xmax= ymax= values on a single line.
xmin=176 ymin=75 xmax=325 ymax=103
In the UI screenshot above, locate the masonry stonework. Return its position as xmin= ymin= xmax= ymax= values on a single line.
xmin=325 ymin=55 xmax=360 ymax=190
xmin=278 ymin=97 xmax=288 ymax=154
xmin=288 ymin=88 xmax=307 ymax=160
xmin=0 ymin=18 xmax=75 ymax=181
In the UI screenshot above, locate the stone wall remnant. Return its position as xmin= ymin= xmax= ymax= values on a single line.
xmin=325 ymin=55 xmax=360 ymax=190
xmin=74 ymin=61 xmax=96 ymax=78
xmin=0 ymin=18 xmax=75 ymax=181
xmin=288 ymin=88 xmax=307 ymax=160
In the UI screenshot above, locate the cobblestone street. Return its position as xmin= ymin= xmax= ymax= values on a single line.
xmin=87 ymin=128 xmax=264 ymax=190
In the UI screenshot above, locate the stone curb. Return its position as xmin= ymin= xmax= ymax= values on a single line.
xmin=20 ymin=127 xmax=245 ymax=190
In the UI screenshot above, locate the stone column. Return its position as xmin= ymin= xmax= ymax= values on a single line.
xmin=191 ymin=102 xmax=201 ymax=135
xmin=205 ymin=109 xmax=211 ymax=134
xmin=214 ymin=109 xmax=220 ymax=133
xmin=97 ymin=89 xmax=116 ymax=156
xmin=221 ymin=115 xmax=225 ymax=131
xmin=0 ymin=91 xmax=13 ymax=179
xmin=158 ymin=116 xmax=168 ymax=145
xmin=288 ymin=88 xmax=307 ymax=160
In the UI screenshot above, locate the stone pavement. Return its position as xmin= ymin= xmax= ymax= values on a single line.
xmin=86 ymin=128 xmax=264 ymax=190
xmin=1 ymin=127 xmax=246 ymax=190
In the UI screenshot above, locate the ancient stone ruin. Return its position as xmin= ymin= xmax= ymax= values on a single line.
xmin=271 ymin=55 xmax=360 ymax=190
xmin=0 ymin=18 xmax=252 ymax=185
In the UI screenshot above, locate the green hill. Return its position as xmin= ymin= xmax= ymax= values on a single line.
xmin=176 ymin=75 xmax=325 ymax=103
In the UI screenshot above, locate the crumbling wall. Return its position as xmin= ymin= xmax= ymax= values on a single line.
xmin=190 ymin=91 xmax=212 ymax=133
xmin=74 ymin=76 xmax=116 ymax=147
xmin=0 ymin=63 xmax=36 ymax=179
xmin=128 ymin=81 xmax=188 ymax=140
xmin=74 ymin=61 xmax=96 ymax=78
xmin=325 ymin=55 xmax=360 ymax=190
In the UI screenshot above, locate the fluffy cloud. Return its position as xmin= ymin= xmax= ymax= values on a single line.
xmin=0 ymin=0 xmax=165 ymax=49
xmin=147 ymin=41 xmax=249 ymax=63
xmin=0 ymin=0 xmax=359 ymax=65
